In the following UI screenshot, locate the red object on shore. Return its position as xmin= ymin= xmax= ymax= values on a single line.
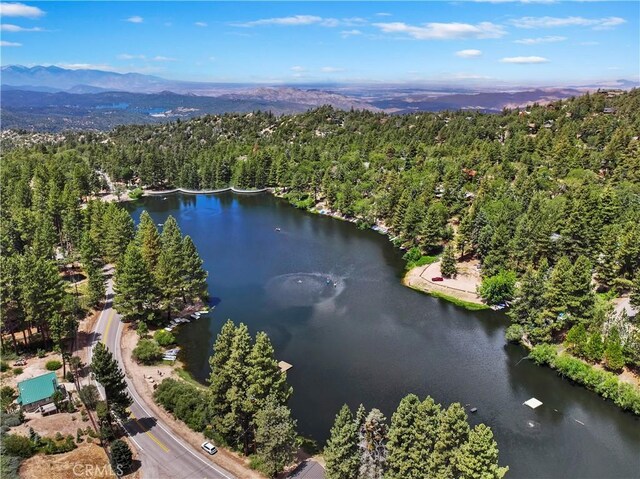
xmin=432 ymin=277 xmax=444 ymax=282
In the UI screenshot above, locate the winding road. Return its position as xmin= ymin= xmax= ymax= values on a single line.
xmin=90 ymin=274 xmax=236 ymax=479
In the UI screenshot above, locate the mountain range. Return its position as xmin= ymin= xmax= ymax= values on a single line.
xmin=1 ymin=65 xmax=637 ymax=132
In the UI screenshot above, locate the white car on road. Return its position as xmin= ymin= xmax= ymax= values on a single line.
xmin=201 ymin=441 xmax=218 ymax=455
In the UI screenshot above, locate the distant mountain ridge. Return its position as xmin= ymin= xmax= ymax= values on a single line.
xmin=1 ymin=65 xmax=637 ymax=131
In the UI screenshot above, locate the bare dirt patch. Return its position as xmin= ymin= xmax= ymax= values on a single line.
xmin=403 ymin=259 xmax=484 ymax=305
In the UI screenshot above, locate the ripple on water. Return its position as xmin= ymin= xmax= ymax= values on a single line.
xmin=265 ymin=272 xmax=345 ymax=308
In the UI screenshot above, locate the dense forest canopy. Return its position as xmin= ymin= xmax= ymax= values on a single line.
xmin=2 ymin=88 xmax=639 ymax=369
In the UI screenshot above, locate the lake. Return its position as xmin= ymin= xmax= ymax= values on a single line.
xmin=128 ymin=192 xmax=640 ymax=479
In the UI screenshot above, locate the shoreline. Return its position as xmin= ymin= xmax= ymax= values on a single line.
xmin=403 ymin=260 xmax=489 ymax=311
xmin=132 ymin=187 xmax=487 ymax=311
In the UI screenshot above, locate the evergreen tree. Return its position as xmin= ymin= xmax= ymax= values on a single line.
xmin=216 ymin=323 xmax=252 ymax=451
xmin=110 ymin=439 xmax=133 ymax=477
xmin=325 ymin=404 xmax=360 ymax=479
xmin=181 ymin=235 xmax=208 ymax=303
xmin=114 ymin=242 xmax=157 ymax=323
xmin=541 ymin=256 xmax=573 ymax=335
xmin=91 ymin=342 xmax=131 ymax=416
xmin=359 ymin=409 xmax=388 ymax=479
xmin=386 ymin=394 xmax=429 ymax=479
xmin=246 ymin=331 xmax=292 ymax=412
xmin=103 ymin=204 xmax=134 ymax=263
xmin=209 ymin=319 xmax=237 ymax=431
xmin=254 ymin=396 xmax=298 ymax=478
xmin=585 ymin=331 xmax=605 ymax=362
xmin=135 ymin=211 xmax=162 ymax=273
xmin=604 ymin=327 xmax=625 ymax=372
xmin=431 ymin=403 xmax=470 ymax=478
xmin=508 ymin=261 xmax=547 ymax=341
xmin=455 ymin=424 xmax=508 ymax=479
xmin=20 ymin=254 xmax=66 ymax=342
xmin=155 ymin=216 xmax=185 ymax=318
xmin=440 ymin=244 xmax=458 ymax=278
xmin=566 ymin=255 xmax=595 ymax=321
xmin=565 ymin=324 xmax=588 ymax=358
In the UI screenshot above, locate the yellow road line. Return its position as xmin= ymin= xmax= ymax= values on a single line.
xmin=102 ymin=309 xmax=115 ymax=345
xmin=130 ymin=412 xmax=170 ymax=452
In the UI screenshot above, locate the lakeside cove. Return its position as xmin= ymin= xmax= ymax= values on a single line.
xmin=126 ymin=192 xmax=640 ymax=479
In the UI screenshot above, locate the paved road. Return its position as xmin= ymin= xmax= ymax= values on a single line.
xmin=90 ymin=275 xmax=236 ymax=479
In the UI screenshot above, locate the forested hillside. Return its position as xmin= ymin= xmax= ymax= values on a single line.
xmin=2 ymin=89 xmax=639 ymax=395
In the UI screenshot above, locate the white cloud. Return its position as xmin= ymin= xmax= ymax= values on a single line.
xmin=1 ymin=23 xmax=42 ymax=32
xmin=341 ymin=29 xmax=362 ymax=38
xmin=321 ymin=66 xmax=345 ymax=73
xmin=373 ymin=21 xmax=506 ymax=40
xmin=290 ymin=65 xmax=306 ymax=72
xmin=579 ymin=41 xmax=599 ymax=46
xmin=511 ymin=16 xmax=626 ymax=30
xmin=234 ymin=15 xmax=322 ymax=27
xmin=126 ymin=16 xmax=144 ymax=23
xmin=117 ymin=53 xmax=146 ymax=60
xmin=152 ymin=56 xmax=176 ymax=62
xmin=501 ymin=56 xmax=550 ymax=63
xmin=375 ymin=12 xmax=392 ymax=17
xmin=232 ymin=15 xmax=365 ymax=28
xmin=456 ymin=49 xmax=482 ymax=58
xmin=1 ymin=40 xmax=22 ymax=47
xmin=195 ymin=22 xmax=207 ymax=27
xmin=0 ymin=3 xmax=44 ymax=18
xmin=514 ymin=35 xmax=566 ymax=44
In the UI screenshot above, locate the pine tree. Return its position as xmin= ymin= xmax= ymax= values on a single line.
xmin=20 ymin=254 xmax=66 ymax=343
xmin=585 ymin=331 xmax=604 ymax=362
xmin=508 ymin=261 xmax=547 ymax=340
xmin=254 ymin=396 xmax=298 ymax=478
xmin=103 ymin=204 xmax=134 ymax=263
xmin=455 ymin=424 xmax=508 ymax=479
xmin=212 ymin=322 xmax=252 ymax=450
xmin=82 ymin=233 xmax=106 ymax=307
xmin=135 ymin=211 xmax=162 ymax=273
xmin=359 ymin=409 xmax=388 ymax=479
xmin=440 ymin=244 xmax=458 ymax=278
xmin=181 ymin=235 xmax=208 ymax=303
xmin=91 ymin=342 xmax=131 ymax=416
xmin=541 ymin=256 xmax=573 ymax=335
xmin=114 ymin=242 xmax=157 ymax=323
xmin=566 ymin=256 xmax=595 ymax=321
xmin=246 ymin=332 xmax=292 ymax=412
xmin=386 ymin=394 xmax=429 ymax=479
xmin=604 ymin=327 xmax=625 ymax=372
xmin=110 ymin=439 xmax=133 ymax=476
xmin=324 ymin=405 xmax=360 ymax=479
xmin=155 ymin=216 xmax=185 ymax=318
xmin=431 ymin=403 xmax=470 ymax=478
xmin=565 ymin=324 xmax=588 ymax=358
xmin=209 ymin=319 xmax=237 ymax=434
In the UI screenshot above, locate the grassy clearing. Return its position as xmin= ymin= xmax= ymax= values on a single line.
xmin=405 ymin=255 xmax=439 ymax=270
xmin=407 ymin=286 xmax=489 ymax=311
xmin=174 ymin=367 xmax=206 ymax=389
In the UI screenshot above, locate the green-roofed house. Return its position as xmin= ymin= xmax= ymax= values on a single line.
xmin=16 ymin=372 xmax=64 ymax=413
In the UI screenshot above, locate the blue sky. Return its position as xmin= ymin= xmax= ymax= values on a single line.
xmin=1 ymin=1 xmax=638 ymax=85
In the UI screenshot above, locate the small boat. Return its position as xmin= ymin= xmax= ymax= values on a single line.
xmin=190 ymin=313 xmax=199 ymax=319
xmin=326 ymin=279 xmax=331 ymax=285
xmin=275 ymin=227 xmax=281 ymax=232
xmin=198 ymin=309 xmax=209 ymax=314
xmin=164 ymin=326 xmax=173 ymax=332
xmin=333 ymin=282 xmax=337 ymax=288
xmin=470 ymin=407 xmax=478 ymax=413
xmin=297 ymin=280 xmax=302 ymax=284
xmin=157 ymin=223 xmax=163 ymax=226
